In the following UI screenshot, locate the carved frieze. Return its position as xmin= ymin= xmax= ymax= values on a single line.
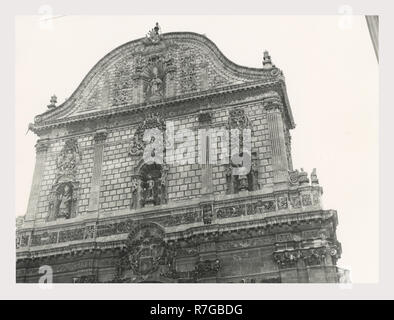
xmin=193 ymin=259 xmax=221 ymax=279
xmin=202 ymin=204 xmax=213 ymax=225
xmin=301 ymin=194 xmax=312 ymax=207
xmin=277 ymin=196 xmax=288 ymax=210
xmin=273 ymin=245 xmax=340 ymax=269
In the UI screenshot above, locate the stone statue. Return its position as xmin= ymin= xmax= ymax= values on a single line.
xmin=149 ymin=66 xmax=163 ymax=97
xmin=56 ymin=184 xmax=73 ymax=219
xmin=144 ymin=176 xmax=156 ymax=205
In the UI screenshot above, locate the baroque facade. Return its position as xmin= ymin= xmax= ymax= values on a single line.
xmin=17 ymin=24 xmax=344 ymax=283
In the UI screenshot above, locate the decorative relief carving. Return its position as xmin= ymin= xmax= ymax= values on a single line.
xmin=312 ymin=190 xmax=320 ymax=206
xmin=179 ymin=54 xmax=197 ymax=93
xmin=93 ymin=129 xmax=108 ymax=143
xmin=31 ymin=231 xmax=58 ymax=246
xmin=262 ymin=90 xmax=283 ymax=112
xmin=277 ymin=196 xmax=288 ymax=210
xmin=288 ymin=170 xmax=300 ymax=185
xmin=16 ymin=233 xmax=30 ymax=249
xmin=47 ymin=139 xmax=82 ymax=221
xmin=193 ymin=259 xmax=221 ymax=279
xmin=273 ymin=246 xmax=339 ymax=269
xmin=202 ymin=204 xmax=213 ymax=225
xmin=216 ymin=205 xmax=240 ymax=219
xmin=290 ymin=195 xmax=301 ymax=209
xmin=112 ymin=58 xmax=134 ymax=107
xmin=257 ymin=200 xmax=276 ymax=213
xmin=228 ymin=108 xmax=250 ymax=129
xmin=129 ymin=112 xmax=166 ymax=156
xmin=96 ymin=219 xmax=136 ymax=238
xmin=55 ymin=138 xmax=81 ymax=180
xmin=58 ymin=228 xmax=85 ymax=243
xmin=125 ymin=223 xmax=166 ymax=276
xmin=301 ymin=194 xmax=312 ymax=207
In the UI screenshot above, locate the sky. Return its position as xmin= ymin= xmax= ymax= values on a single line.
xmin=15 ymin=15 xmax=379 ymax=283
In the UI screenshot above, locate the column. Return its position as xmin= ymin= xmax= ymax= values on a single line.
xmin=87 ymin=129 xmax=107 ymax=212
xmin=263 ymin=91 xmax=289 ymax=184
xmin=25 ymin=138 xmax=50 ymax=221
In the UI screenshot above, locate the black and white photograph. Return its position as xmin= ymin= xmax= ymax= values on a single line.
xmin=15 ymin=14 xmax=378 ymax=285
xmin=2 ymin=0 xmax=393 ymax=304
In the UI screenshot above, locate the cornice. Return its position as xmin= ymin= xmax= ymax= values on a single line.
xmin=31 ymin=78 xmax=294 ymax=134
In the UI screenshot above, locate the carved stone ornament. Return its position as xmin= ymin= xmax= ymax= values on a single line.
xmin=47 ymin=180 xmax=79 ymax=221
xmin=228 ymin=108 xmax=249 ymax=129
xmin=129 ymin=112 xmax=166 ymax=156
xmin=55 ymin=138 xmax=81 ymax=180
xmin=193 ymin=259 xmax=221 ymax=279
xmin=125 ymin=223 xmax=166 ymax=276
xmin=198 ymin=111 xmax=212 ymax=124
xmin=202 ymin=204 xmax=213 ymax=225
xmin=288 ymin=170 xmax=300 ymax=185
xmin=274 ymin=245 xmax=340 ymax=269
xmin=262 ymin=90 xmax=283 ymax=111
xmin=277 ymin=196 xmax=288 ymax=210
xmin=144 ymin=22 xmax=162 ymax=45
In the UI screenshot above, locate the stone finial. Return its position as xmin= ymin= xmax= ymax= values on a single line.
xmin=262 ymin=50 xmax=274 ymax=69
xmin=47 ymin=94 xmax=57 ymax=109
xmin=145 ymin=22 xmax=162 ymax=44
xmin=311 ymin=168 xmax=319 ymax=185
xmin=298 ymin=168 xmax=310 ymax=185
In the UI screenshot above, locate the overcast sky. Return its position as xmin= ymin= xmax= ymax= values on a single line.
xmin=15 ymin=15 xmax=379 ymax=283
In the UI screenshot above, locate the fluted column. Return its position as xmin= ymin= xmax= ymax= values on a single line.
xmin=87 ymin=129 xmax=107 ymax=212
xmin=25 ymin=138 xmax=50 ymax=221
xmin=263 ymin=91 xmax=289 ymax=184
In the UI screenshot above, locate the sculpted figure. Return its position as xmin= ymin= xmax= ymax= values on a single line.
xmin=149 ymin=66 xmax=163 ymax=97
xmin=144 ymin=176 xmax=156 ymax=205
xmin=55 ymin=184 xmax=73 ymax=219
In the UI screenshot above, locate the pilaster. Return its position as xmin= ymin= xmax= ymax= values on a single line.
xmin=25 ymin=138 xmax=50 ymax=221
xmin=263 ymin=91 xmax=289 ymax=185
xmin=87 ymin=129 xmax=107 ymax=212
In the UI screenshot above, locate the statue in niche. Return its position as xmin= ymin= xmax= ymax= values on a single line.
xmin=130 ymin=178 xmax=140 ymax=209
xmin=148 ymin=66 xmax=163 ymax=97
xmin=47 ymin=182 xmax=77 ymax=221
xmin=56 ymin=184 xmax=73 ymax=218
xmin=138 ymin=163 xmax=167 ymax=208
xmin=144 ymin=175 xmax=156 ymax=205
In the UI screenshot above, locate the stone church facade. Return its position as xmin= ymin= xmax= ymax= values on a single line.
xmin=16 ymin=24 xmax=343 ymax=283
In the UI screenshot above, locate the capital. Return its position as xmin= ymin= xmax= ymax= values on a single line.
xmin=262 ymin=91 xmax=283 ymax=112
xmin=93 ymin=129 xmax=108 ymax=143
xmin=35 ymin=138 xmax=50 ymax=153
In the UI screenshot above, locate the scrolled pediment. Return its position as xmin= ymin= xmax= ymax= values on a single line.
xmin=33 ymin=29 xmax=284 ymax=128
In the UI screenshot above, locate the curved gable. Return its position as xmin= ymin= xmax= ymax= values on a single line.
xmin=35 ymin=30 xmax=284 ymax=124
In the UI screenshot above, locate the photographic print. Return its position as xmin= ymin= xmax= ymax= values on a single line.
xmin=15 ymin=15 xmax=378 ymax=284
